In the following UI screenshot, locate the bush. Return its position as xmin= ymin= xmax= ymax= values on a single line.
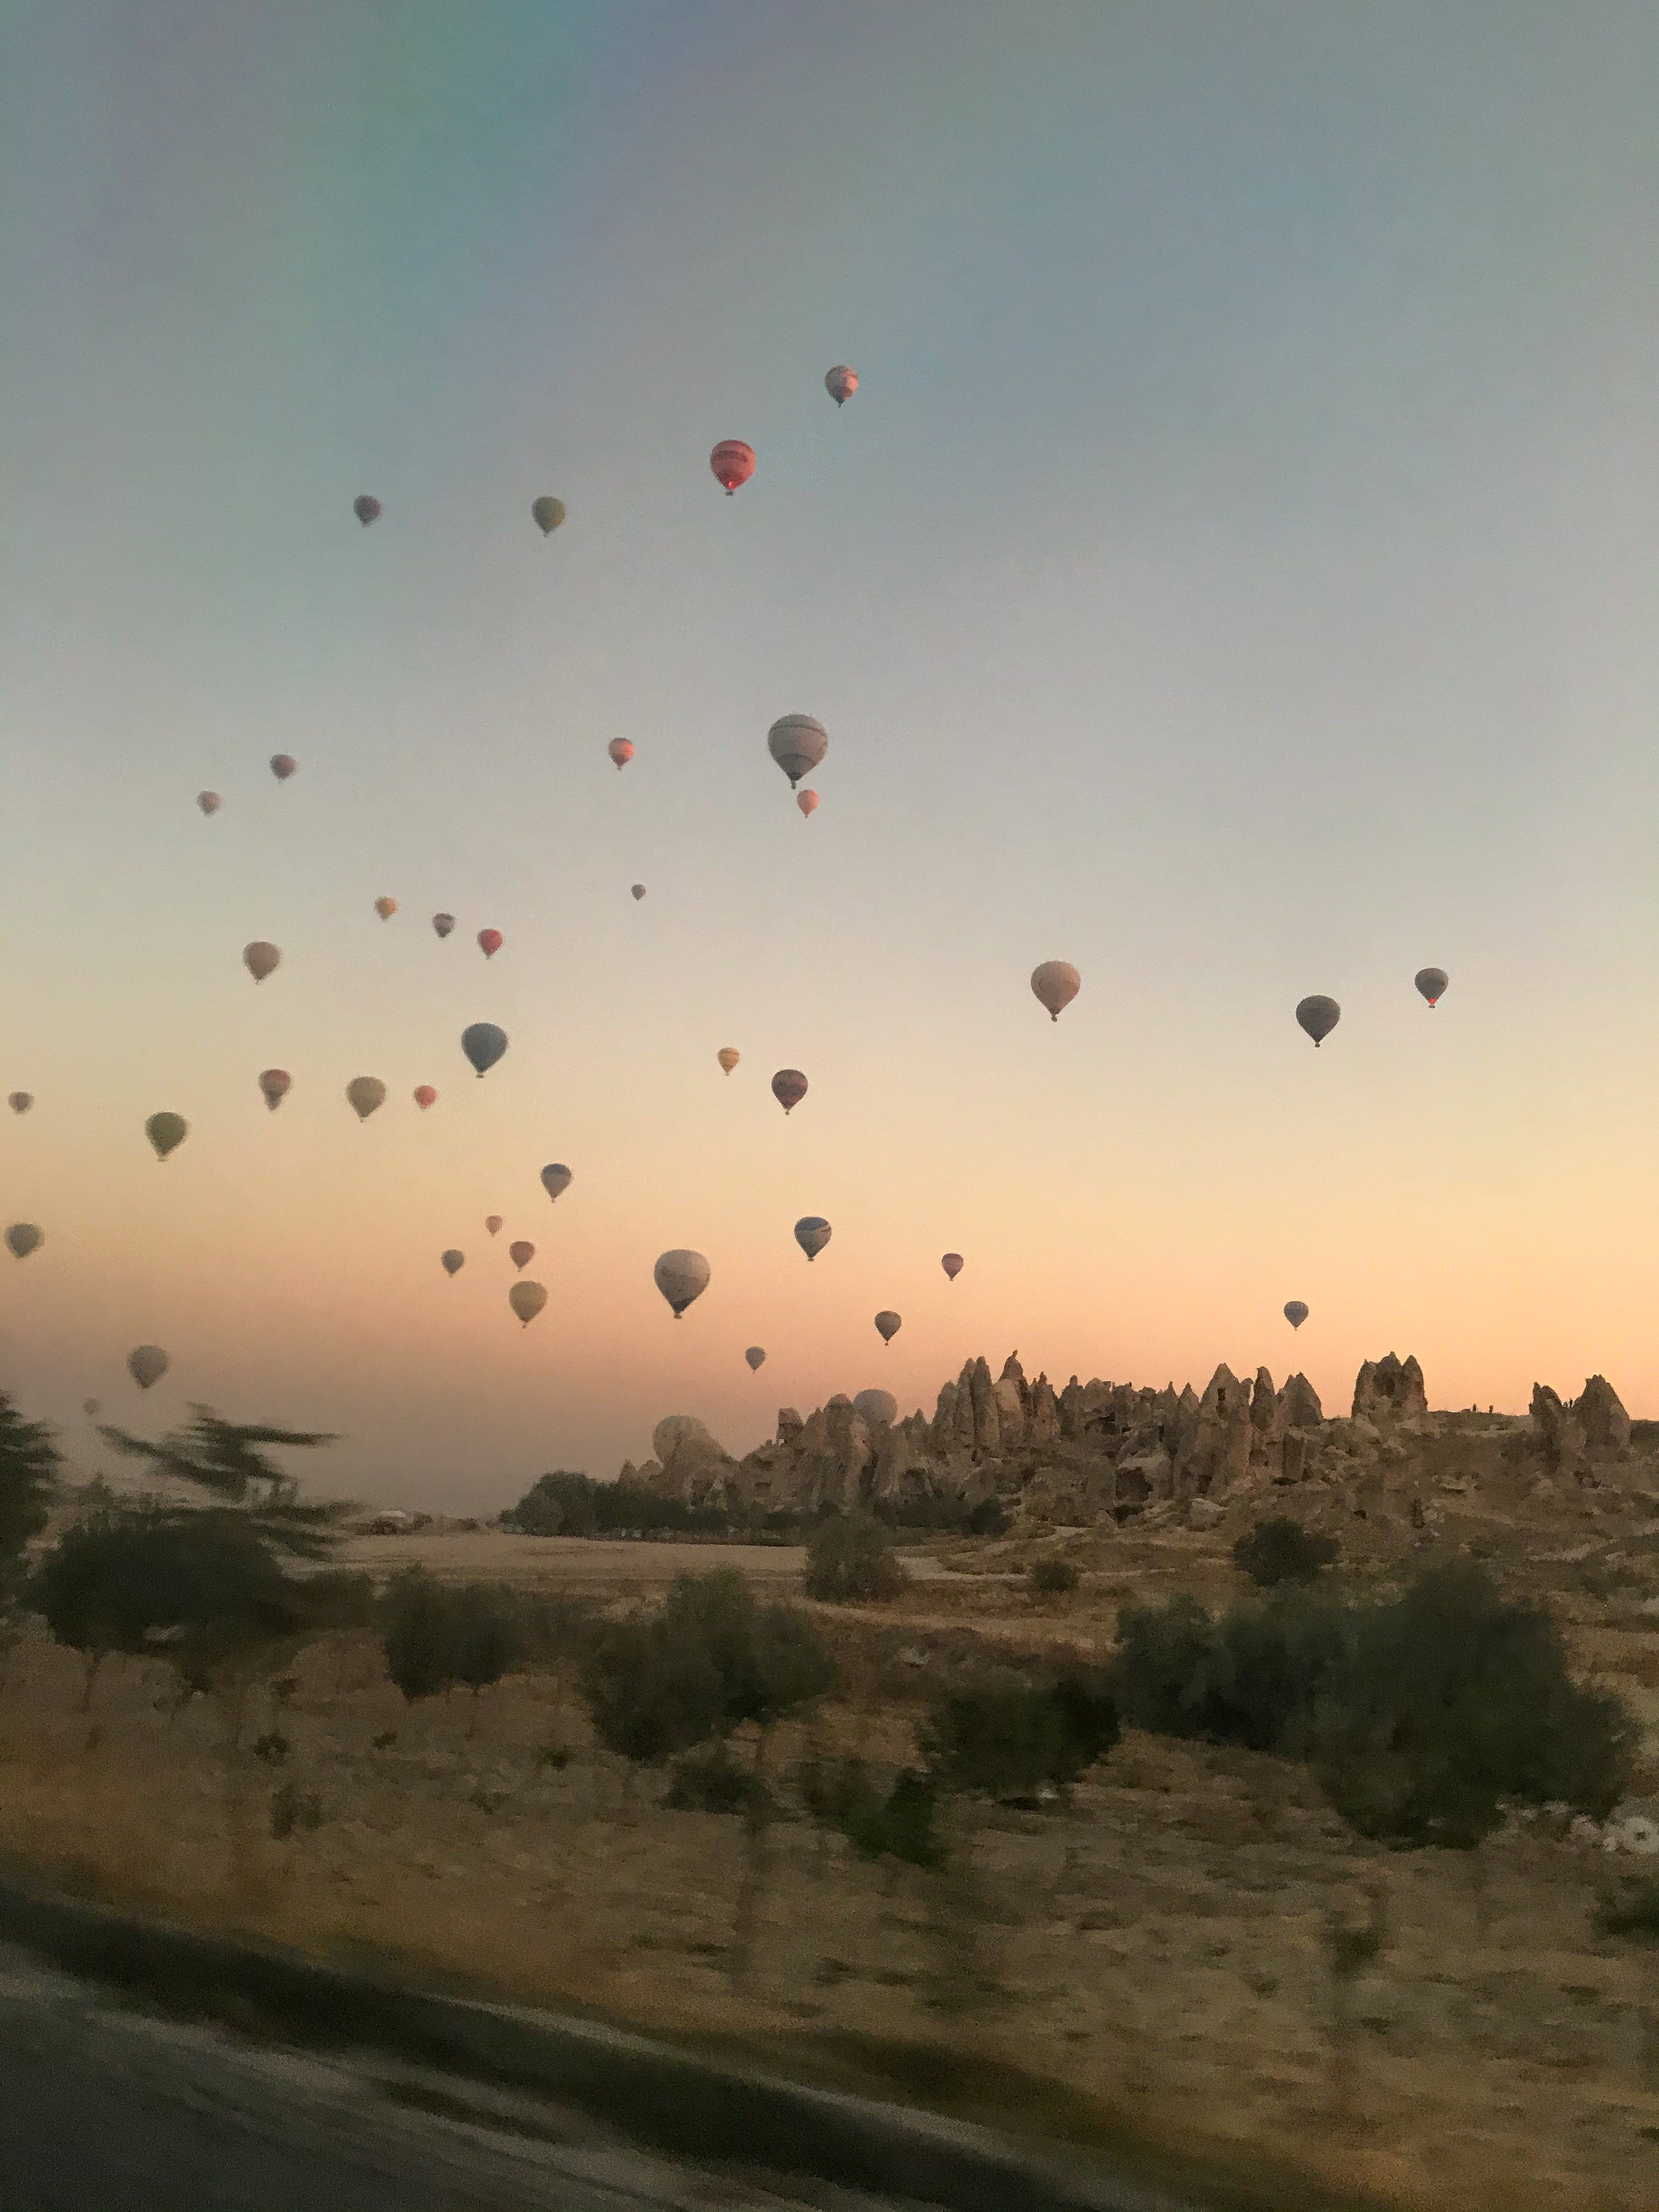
xmin=800 ymin=1753 xmax=946 ymax=1869
xmin=1028 ymin=1556 xmax=1079 ymax=1596
xmin=1595 ymin=1878 xmax=1659 ymax=1943
xmin=664 ymin=1741 xmax=774 ymax=1817
xmin=1232 ymin=1517 xmax=1340 ymax=1588
xmin=922 ymin=1666 xmax=1119 ymax=1806
xmin=0 ymin=1392 xmax=60 ymax=1570
xmin=803 ymin=1512 xmax=909 ymax=1602
xmin=381 ymin=1569 xmax=460 ymax=1703
xmin=503 ymin=1470 xmax=733 ymax=1538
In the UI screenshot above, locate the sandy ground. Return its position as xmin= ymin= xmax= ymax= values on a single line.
xmin=4 ymin=1512 xmax=1659 ymax=2211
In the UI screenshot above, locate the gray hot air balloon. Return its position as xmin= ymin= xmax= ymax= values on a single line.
xmin=1284 ymin=1301 xmax=1308 ymax=1329
xmin=441 ymin=1249 xmax=465 ymax=1278
xmin=243 ymin=940 xmax=280 ymax=984
xmin=631 ymin=883 xmax=646 ymax=901
xmin=509 ymin=1280 xmax=548 ymax=1327
xmin=531 ymin=495 xmax=566 ymax=537
xmin=540 ymin=1163 xmax=572 ymax=1203
xmin=794 ymin=1217 xmax=831 ymax=1262
xmin=197 ymin=792 xmax=221 ymax=816
xmin=874 ymin=1310 xmax=902 ymax=1345
xmin=853 ymin=1387 xmax=896 ymax=1427
xmin=1295 ymin=995 xmax=1341 ymax=1047
xmin=767 ymin=714 xmax=828 ymax=789
xmin=5 ymin=1223 xmax=43 ymax=1260
xmin=8 ymin=1092 xmax=32 ymax=1114
xmin=145 ymin=1111 xmax=188 ymax=1161
xmin=1415 ymin=967 xmax=1449 ymax=1008
xmin=744 ymin=1346 xmax=766 ymax=1372
xmin=653 ymin=1249 xmax=710 ymax=1319
xmin=432 ymin=912 xmax=455 ymax=939
xmin=461 ymin=1022 xmax=508 ymax=1077
xmin=353 ymin=494 xmax=381 ymax=527
xmin=346 ymin=1076 xmax=387 ymax=1121
xmin=128 ymin=1345 xmax=169 ymax=1391
xmin=1030 ymin=961 xmax=1081 ymax=1022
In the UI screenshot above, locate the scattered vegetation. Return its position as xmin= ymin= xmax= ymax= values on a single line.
xmin=803 ymin=1511 xmax=909 ymax=1602
xmin=1028 ymin=1556 xmax=1079 ymax=1597
xmin=381 ymin=1571 xmax=530 ymax=1723
xmin=1594 ymin=1877 xmax=1659 ymax=1943
xmin=1231 ymin=1516 xmax=1340 ymax=1588
xmin=921 ymin=1667 xmax=1119 ymax=1808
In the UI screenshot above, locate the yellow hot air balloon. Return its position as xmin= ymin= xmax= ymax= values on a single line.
xmin=717 ymin=1048 xmax=740 ymax=1076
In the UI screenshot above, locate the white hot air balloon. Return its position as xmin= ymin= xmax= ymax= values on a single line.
xmin=853 ymin=1387 xmax=896 ymax=1426
xmin=654 ymin=1249 xmax=710 ymax=1319
xmin=1030 ymin=961 xmax=1081 ymax=1022
xmin=767 ymin=714 xmax=828 ymax=790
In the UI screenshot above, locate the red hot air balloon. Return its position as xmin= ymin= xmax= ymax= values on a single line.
xmin=941 ymin=1252 xmax=963 ymax=1280
xmin=509 ymin=1240 xmax=535 ymax=1272
xmin=608 ymin=739 xmax=634 ymax=771
xmin=258 ymin=1069 xmax=291 ymax=1113
xmin=771 ymin=1069 xmax=808 ymax=1115
xmin=478 ymin=928 xmax=503 ymax=959
xmin=797 ymin=789 xmax=819 ymax=819
xmin=413 ymin=1085 xmax=437 ymax=1109
xmin=710 ymin=440 xmax=755 ymax=496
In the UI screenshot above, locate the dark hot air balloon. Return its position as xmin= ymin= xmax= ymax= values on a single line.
xmin=941 ymin=1252 xmax=963 ymax=1280
xmin=432 ymin=913 xmax=455 ymax=939
xmin=353 ymin=495 xmax=381 ymax=526
xmin=540 ymin=1164 xmax=572 ymax=1203
xmin=441 ymin=1250 xmax=465 ymax=1277
xmin=145 ymin=1112 xmax=188 ymax=1162
xmin=270 ymin=754 xmax=296 ymax=781
xmin=1295 ymin=995 xmax=1341 ymax=1047
xmin=258 ymin=1069 xmax=291 ymax=1112
xmin=744 ymin=1346 xmax=766 ymax=1372
xmin=461 ymin=1023 xmax=507 ymax=1077
xmin=874 ymin=1310 xmax=902 ymax=1345
xmin=1284 ymin=1301 xmax=1308 ymax=1329
xmin=5 ymin=1224 xmax=43 ymax=1260
xmin=510 ymin=1240 xmax=534 ymax=1272
xmin=1414 ymin=967 xmax=1449 ymax=1008
xmin=772 ymin=1069 xmax=808 ymax=1115
xmin=531 ymin=495 xmax=566 ymax=536
xmin=794 ymin=1217 xmax=831 ymax=1262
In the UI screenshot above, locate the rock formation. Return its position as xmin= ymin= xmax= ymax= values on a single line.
xmin=1531 ymin=1374 xmax=1630 ymax=1479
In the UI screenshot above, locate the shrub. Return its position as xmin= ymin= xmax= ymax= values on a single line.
xmin=664 ymin=1741 xmax=774 ymax=1817
xmin=1232 ymin=1517 xmax=1341 ymax=1588
xmin=800 ymin=1753 xmax=946 ymax=1869
xmin=1029 ymin=1556 xmax=1079 ymax=1596
xmin=579 ymin=1611 xmax=725 ymax=1764
xmin=381 ymin=1568 xmax=459 ymax=1703
xmin=447 ymin=1583 xmax=528 ymax=1700
xmin=1595 ymin=1878 xmax=1659 ymax=1943
xmin=503 ymin=1470 xmax=734 ymax=1538
xmin=922 ymin=1666 xmax=1119 ymax=1806
xmin=803 ymin=1512 xmax=909 ymax=1602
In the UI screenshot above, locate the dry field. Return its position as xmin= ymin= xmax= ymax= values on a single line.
xmin=4 ymin=1509 xmax=1659 ymax=2211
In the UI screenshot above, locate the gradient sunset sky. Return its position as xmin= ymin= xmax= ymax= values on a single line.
xmin=5 ymin=4 xmax=1659 ymax=1507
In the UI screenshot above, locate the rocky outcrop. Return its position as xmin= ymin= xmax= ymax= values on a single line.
xmin=1531 ymin=1375 xmax=1630 ymax=1477
xmin=1579 ymin=1375 xmax=1632 ymax=1459
xmin=1352 ymin=1354 xmax=1427 ymax=1429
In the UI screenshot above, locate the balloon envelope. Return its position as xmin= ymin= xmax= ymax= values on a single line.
xmin=485 ymin=1215 xmax=503 ymax=1235
xmin=5 ymin=1223 xmax=43 ymax=1260
xmin=771 ymin=1068 xmax=808 ymax=1114
xmin=270 ymin=755 xmax=296 ymax=781
xmin=854 ymin=1388 xmax=896 ymax=1427
xmin=510 ymin=1240 xmax=535 ymax=1272
xmin=461 ymin=1023 xmax=508 ymax=1077
xmin=1030 ymin=961 xmax=1081 ymax=1022
xmin=941 ymin=1252 xmax=964 ymax=1280
xmin=717 ymin=1048 xmax=740 ymax=1075
xmin=145 ymin=1111 xmax=188 ymax=1161
xmin=346 ymin=1076 xmax=386 ymax=1120
xmin=794 ymin=1217 xmax=832 ymax=1262
xmin=243 ymin=940 xmax=280 ymax=983
xmin=258 ymin=1068 xmax=291 ymax=1111
xmin=767 ymin=714 xmax=828 ymax=789
xmin=797 ymin=789 xmax=819 ymax=819
xmin=414 ymin=1085 xmax=437 ymax=1109
xmin=608 ymin=738 xmax=634 ymax=770
xmin=478 ymin=928 xmax=503 ymax=958
xmin=374 ymin=896 xmax=397 ymax=920
xmin=353 ymin=494 xmax=381 ymax=526
xmin=1295 ymin=995 xmax=1341 ymax=1047
xmin=654 ymin=1249 xmax=710 ymax=1318
xmin=8 ymin=1092 xmax=32 ymax=1114
xmin=441 ymin=1249 xmax=465 ymax=1277
xmin=531 ymin=495 xmax=566 ymax=536
xmin=432 ymin=912 xmax=455 ymax=939
xmin=509 ymin=1280 xmax=548 ymax=1328
xmin=1414 ymin=967 xmax=1449 ymax=1007
xmin=1284 ymin=1301 xmax=1309 ymax=1329
xmin=825 ymin=365 xmax=859 ymax=406
xmin=710 ymin=439 xmax=755 ymax=494
xmin=540 ymin=1163 xmax=572 ymax=1203
xmin=874 ymin=1310 xmax=902 ymax=1344
xmin=631 ymin=883 xmax=646 ymax=901
xmin=197 ymin=792 xmax=221 ymax=816
xmin=128 ymin=1345 xmax=168 ymax=1390
xmin=744 ymin=1346 xmax=766 ymax=1372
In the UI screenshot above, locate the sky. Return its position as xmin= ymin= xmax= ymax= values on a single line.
xmin=4 ymin=2 xmax=1659 ymax=1508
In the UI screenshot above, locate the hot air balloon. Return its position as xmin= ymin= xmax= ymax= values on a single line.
xmin=531 ymin=495 xmax=566 ymax=537
xmin=710 ymin=440 xmax=755 ymax=495
xmin=797 ymin=789 xmax=819 ymax=819
xmin=243 ymin=940 xmax=280 ymax=983
xmin=5 ymin=1223 xmax=43 ymax=1260
xmin=772 ymin=1069 xmax=808 ymax=1115
xmin=270 ymin=754 xmax=296 ymax=782
xmin=744 ymin=1346 xmax=766 ymax=1372
xmin=654 ymin=1249 xmax=710 ymax=1319
xmin=608 ymin=738 xmax=634 ymax=771
xmin=346 ymin=1076 xmax=386 ymax=1121
xmin=874 ymin=1310 xmax=902 ymax=1345
xmin=510 ymin=1240 xmax=535 ymax=1272
xmin=414 ymin=1085 xmax=437 ymax=1109
xmin=432 ymin=913 xmax=455 ymax=939
xmin=794 ymin=1217 xmax=831 ymax=1262
xmin=441 ymin=1250 xmax=465 ymax=1277
xmin=353 ymin=494 xmax=381 ymax=526
xmin=767 ymin=714 xmax=827 ymax=789
xmin=145 ymin=1112 xmax=188 ymax=1162
xmin=374 ymin=896 xmax=397 ymax=921
xmin=941 ymin=1252 xmax=963 ymax=1281
xmin=461 ymin=1023 xmax=507 ymax=1077
xmin=8 ymin=1092 xmax=32 ymax=1114
xmin=1030 ymin=961 xmax=1080 ymax=1023
xmin=258 ymin=1069 xmax=291 ymax=1112
xmin=486 ymin=1215 xmax=503 ymax=1236
xmin=1415 ymin=967 xmax=1449 ymax=1008
xmin=197 ymin=792 xmax=221 ymax=817
xmin=717 ymin=1048 xmax=740 ymax=1076
xmin=1284 ymin=1301 xmax=1308 ymax=1329
xmin=853 ymin=1389 xmax=896 ymax=1427
xmin=1295 ymin=996 xmax=1340 ymax=1048
xmin=128 ymin=1345 xmax=168 ymax=1391
xmin=631 ymin=883 xmax=646 ymax=901
xmin=825 ymin=365 xmax=859 ymax=407
xmin=509 ymin=1280 xmax=548 ymax=1328
xmin=478 ymin=928 xmax=503 ymax=958
xmin=83 ymin=1400 xmax=100 ymax=1418
xmin=540 ymin=1163 xmax=572 ymax=1203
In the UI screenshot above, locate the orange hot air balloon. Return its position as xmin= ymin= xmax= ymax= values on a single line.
xmin=797 ymin=789 xmax=819 ymax=819
xmin=485 ymin=1215 xmax=503 ymax=1236
xmin=374 ymin=896 xmax=397 ymax=921
xmin=608 ymin=739 xmax=634 ymax=770
xmin=771 ymin=1069 xmax=808 ymax=1115
xmin=510 ymin=1240 xmax=535 ymax=1272
xmin=413 ymin=1085 xmax=437 ymax=1109
xmin=478 ymin=928 xmax=503 ymax=958
xmin=710 ymin=439 xmax=755 ymax=495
